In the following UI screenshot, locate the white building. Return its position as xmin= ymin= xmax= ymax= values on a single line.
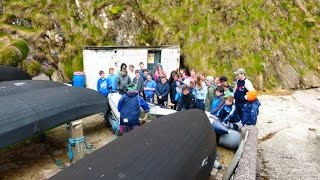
xmin=83 ymin=46 xmax=180 ymax=90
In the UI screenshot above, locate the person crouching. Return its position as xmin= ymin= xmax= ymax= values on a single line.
xmin=117 ymin=83 xmax=150 ymax=134
xmin=215 ymin=96 xmax=243 ymax=131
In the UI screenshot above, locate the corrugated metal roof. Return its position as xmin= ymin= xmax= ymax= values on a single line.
xmin=84 ymin=45 xmax=179 ymax=50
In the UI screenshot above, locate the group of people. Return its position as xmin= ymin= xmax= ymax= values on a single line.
xmin=97 ymin=62 xmax=260 ymax=134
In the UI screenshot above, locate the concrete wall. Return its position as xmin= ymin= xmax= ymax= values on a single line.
xmin=233 ymin=126 xmax=259 ymax=180
xmin=83 ymin=47 xmax=180 ymax=90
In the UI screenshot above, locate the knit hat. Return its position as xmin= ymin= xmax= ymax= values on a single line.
xmin=246 ymin=90 xmax=258 ymax=102
xmin=126 ymin=83 xmax=137 ymax=91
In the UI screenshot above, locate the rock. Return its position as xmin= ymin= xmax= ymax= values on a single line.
xmin=51 ymin=70 xmax=63 ymax=82
xmin=300 ymin=71 xmax=320 ymax=88
xmin=32 ymin=73 xmax=50 ymax=81
xmin=5 ymin=15 xmax=32 ymax=28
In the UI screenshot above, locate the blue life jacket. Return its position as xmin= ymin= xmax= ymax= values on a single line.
xmin=97 ymin=78 xmax=109 ymax=96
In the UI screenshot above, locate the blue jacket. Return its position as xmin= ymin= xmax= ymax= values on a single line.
xmin=242 ymin=99 xmax=261 ymax=125
xmin=155 ymin=82 xmax=170 ymax=100
xmin=144 ymin=80 xmax=157 ymax=97
xmin=210 ymin=95 xmax=225 ymax=115
xmin=97 ymin=78 xmax=109 ymax=96
xmin=106 ymin=74 xmax=118 ymax=92
xmin=170 ymin=80 xmax=178 ymax=104
xmin=117 ymin=91 xmax=150 ymax=126
xmin=139 ymin=69 xmax=146 ymax=81
xmin=216 ymin=103 xmax=241 ymax=123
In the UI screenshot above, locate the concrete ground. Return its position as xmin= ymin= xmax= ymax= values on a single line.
xmin=256 ymin=88 xmax=320 ymax=180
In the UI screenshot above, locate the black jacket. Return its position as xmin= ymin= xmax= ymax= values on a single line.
xmin=177 ymin=93 xmax=196 ymax=111
xmin=133 ymin=77 xmax=144 ymax=93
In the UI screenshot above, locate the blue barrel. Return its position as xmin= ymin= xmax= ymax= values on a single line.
xmin=72 ymin=72 xmax=85 ymax=87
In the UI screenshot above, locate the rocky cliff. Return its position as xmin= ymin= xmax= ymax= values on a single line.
xmin=1 ymin=0 xmax=320 ymax=89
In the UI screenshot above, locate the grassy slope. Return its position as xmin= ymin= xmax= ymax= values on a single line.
xmin=1 ymin=0 xmax=320 ymax=88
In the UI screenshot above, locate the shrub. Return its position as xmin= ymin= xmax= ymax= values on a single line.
xmin=27 ymin=60 xmax=41 ymax=76
xmin=0 ymin=46 xmax=22 ymax=67
xmin=12 ymin=39 xmax=29 ymax=59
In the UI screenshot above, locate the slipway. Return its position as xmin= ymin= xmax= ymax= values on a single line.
xmin=0 ymin=65 xmax=31 ymax=82
xmin=0 ymin=86 xmax=108 ymax=148
xmin=0 ymin=80 xmax=65 ymax=97
xmin=51 ymin=110 xmax=217 ymax=180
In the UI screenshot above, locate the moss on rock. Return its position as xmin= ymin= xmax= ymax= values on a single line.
xmin=0 ymin=46 xmax=22 ymax=67
xmin=12 ymin=39 xmax=29 ymax=59
xmin=27 ymin=60 xmax=41 ymax=76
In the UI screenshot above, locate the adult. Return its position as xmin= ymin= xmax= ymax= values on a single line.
xmin=233 ymin=68 xmax=255 ymax=120
xmin=117 ymin=66 xmax=131 ymax=95
xmin=117 ymin=83 xmax=150 ymax=134
xmin=154 ymin=63 xmax=166 ymax=82
xmin=128 ymin=64 xmax=136 ymax=82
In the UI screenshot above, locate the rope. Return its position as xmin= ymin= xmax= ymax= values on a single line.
xmin=68 ymin=136 xmax=86 ymax=161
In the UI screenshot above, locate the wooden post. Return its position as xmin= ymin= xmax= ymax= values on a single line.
xmin=70 ymin=120 xmax=84 ymax=162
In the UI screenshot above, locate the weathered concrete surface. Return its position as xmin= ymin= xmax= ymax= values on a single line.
xmin=234 ymin=126 xmax=258 ymax=180
xmin=257 ymin=88 xmax=320 ymax=180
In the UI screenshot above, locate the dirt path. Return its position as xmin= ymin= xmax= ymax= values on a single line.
xmin=256 ymin=88 xmax=320 ymax=180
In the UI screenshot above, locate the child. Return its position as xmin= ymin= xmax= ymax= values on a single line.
xmin=139 ymin=62 xmax=146 ymax=81
xmin=222 ymin=82 xmax=234 ymax=98
xmin=194 ymin=75 xmax=207 ymax=110
xmin=155 ymin=76 xmax=170 ymax=106
xmin=210 ymin=86 xmax=225 ymax=115
xmin=216 ymin=96 xmax=243 ymax=131
xmin=177 ymin=85 xmax=196 ymax=111
xmin=143 ymin=73 xmax=157 ymax=103
xmin=106 ymin=68 xmax=117 ymax=93
xmin=96 ymin=70 xmax=109 ymax=97
xmin=133 ymin=70 xmax=144 ymax=96
xmin=117 ymin=83 xmax=150 ymax=134
xmin=128 ymin=64 xmax=136 ymax=82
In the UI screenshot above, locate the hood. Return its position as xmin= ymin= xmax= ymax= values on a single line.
xmin=126 ymin=90 xmax=138 ymax=97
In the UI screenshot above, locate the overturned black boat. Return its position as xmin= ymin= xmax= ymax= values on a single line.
xmin=51 ymin=110 xmax=217 ymax=180
xmin=0 ymin=65 xmax=31 ymax=82
xmin=0 ymin=86 xmax=108 ymax=148
xmin=0 ymin=80 xmax=65 ymax=97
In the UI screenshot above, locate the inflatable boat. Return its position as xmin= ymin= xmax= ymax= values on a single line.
xmin=105 ymin=93 xmax=176 ymax=135
xmin=51 ymin=110 xmax=217 ymax=180
xmin=0 ymin=65 xmax=31 ymax=82
xmin=0 ymin=86 xmax=108 ymax=148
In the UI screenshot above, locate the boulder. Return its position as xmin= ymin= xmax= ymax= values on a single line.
xmin=51 ymin=70 xmax=63 ymax=82
xmin=300 ymin=71 xmax=320 ymax=88
xmin=32 ymin=73 xmax=50 ymax=81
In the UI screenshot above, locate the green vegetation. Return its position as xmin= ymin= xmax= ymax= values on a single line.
xmin=0 ymin=46 xmax=22 ymax=67
xmin=1 ymin=0 xmax=320 ymax=88
xmin=27 ymin=60 xmax=41 ymax=76
xmin=12 ymin=39 xmax=29 ymax=59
